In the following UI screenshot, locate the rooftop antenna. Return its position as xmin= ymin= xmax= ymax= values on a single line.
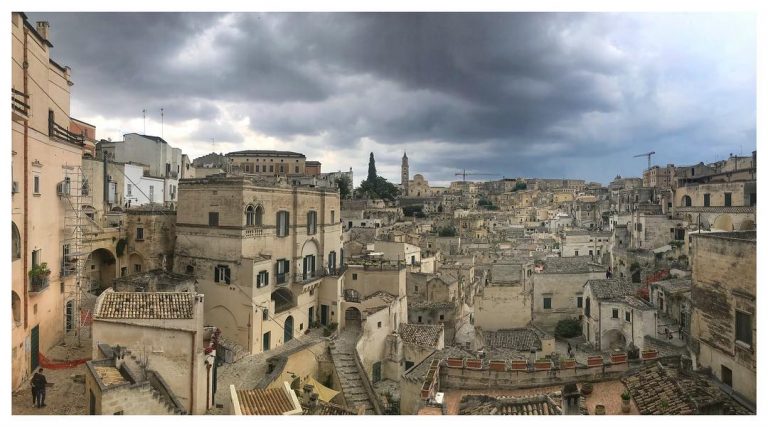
xmin=160 ymin=107 xmax=164 ymax=139
xmin=142 ymin=109 xmax=146 ymax=134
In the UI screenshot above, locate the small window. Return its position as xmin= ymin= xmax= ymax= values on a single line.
xmin=295 ymin=166 xmax=299 ymax=173
xmin=331 ymin=210 xmax=335 ymax=224
xmin=214 ymin=265 xmax=231 ymax=284
xmin=127 ymin=184 xmax=132 ymax=197
xmin=269 ymin=165 xmax=274 ymax=172
xmin=574 ymin=250 xmax=579 ymax=256
xmin=134 ymin=264 xmax=142 ymax=273
xmin=724 ymin=193 xmax=732 ymax=207
xmin=377 ymin=321 xmax=382 ymax=328
xmin=735 ymin=311 xmax=752 ymax=346
xmin=185 ymin=265 xmax=194 ymax=274
xmin=276 ymin=211 xmax=290 ymax=237
xmin=257 ymin=270 xmax=269 ymax=288
xmin=577 ymin=297 xmax=583 ymax=308
xmin=417 ymin=316 xmax=422 ymax=323
xmin=612 ymin=308 xmax=619 ymax=318
xmin=262 ymin=308 xmax=269 ymax=321
xmin=704 ymin=193 xmax=710 ymax=207
xmin=209 ymin=212 xmax=219 ymax=226
xmin=149 ymin=185 xmax=154 ymax=201
xmin=307 ymin=211 xmax=317 ymax=235
xmin=32 ymin=249 xmax=41 ymax=268
xmin=625 ymin=311 xmax=631 ymax=322
xmin=543 ymin=297 xmax=552 ymax=309
xmin=439 ymin=314 xmax=444 ymax=321
xmin=352 ymin=273 xmax=358 ymax=280
xmin=276 ymin=259 xmax=290 ymax=284
xmin=415 ymin=285 xmax=419 ymax=292
xmin=33 ymin=175 xmax=40 ymax=194
xmin=136 ymin=227 xmax=144 ymax=241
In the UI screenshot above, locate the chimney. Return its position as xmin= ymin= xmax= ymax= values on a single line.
xmin=36 ymin=21 xmax=50 ymax=41
xmin=561 ymin=383 xmax=581 ymax=415
xmin=308 ymin=392 xmax=319 ymax=410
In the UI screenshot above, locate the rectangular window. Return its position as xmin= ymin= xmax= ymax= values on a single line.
xmin=149 ymin=185 xmax=154 ymax=201
xmin=134 ymin=264 xmax=142 ymax=273
xmin=245 ymin=164 xmax=250 ymax=172
xmin=307 ymin=211 xmax=317 ymax=235
xmin=127 ymin=184 xmax=132 ymax=197
xmin=269 ymin=165 xmax=274 ymax=172
xmin=136 ymin=227 xmax=144 ymax=241
xmin=724 ymin=193 xmax=732 ymax=207
xmin=33 ymin=175 xmax=40 ymax=194
xmin=417 ymin=316 xmax=422 ymax=323
xmin=625 ymin=311 xmax=631 ymax=322
xmin=32 ymin=249 xmax=41 ymax=268
xmin=543 ymin=297 xmax=552 ymax=309
xmin=612 ymin=308 xmax=619 ymax=318
xmin=331 ymin=210 xmax=335 ymax=224
xmin=209 ymin=212 xmax=219 ymax=226
xmin=749 ymin=193 xmax=756 ymax=207
xmin=295 ymin=166 xmax=299 ymax=173
xmin=214 ymin=265 xmax=231 ymax=284
xmin=589 ymin=249 xmax=593 ymax=256
xmin=735 ymin=311 xmax=752 ymax=346
xmin=263 ymin=308 xmax=269 ymax=321
xmin=577 ymin=297 xmax=583 ymax=308
xmin=352 ymin=273 xmax=358 ymax=280
xmin=276 ymin=211 xmax=290 ymax=237
xmin=276 ymin=259 xmax=290 ymax=284
xmin=257 ymin=270 xmax=269 ymax=288
xmin=721 ymin=365 xmax=733 ymax=387
xmin=574 ymin=250 xmax=579 ymax=256
xmin=262 ymin=165 xmax=266 ymax=172
xmin=704 ymin=193 xmax=710 ymax=207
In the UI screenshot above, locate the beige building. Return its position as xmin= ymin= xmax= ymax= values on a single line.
xmin=582 ymin=279 xmax=656 ymax=351
xmin=643 ymin=164 xmax=675 ymax=189
xmin=475 ymin=263 xmax=533 ymax=331
xmin=11 ymin=13 xmax=90 ymax=389
xmin=690 ymin=231 xmax=756 ymax=405
xmin=174 ymin=175 xmax=344 ymax=354
xmin=87 ymin=290 xmax=214 ymax=414
xmin=227 ymin=150 xmax=307 ymax=175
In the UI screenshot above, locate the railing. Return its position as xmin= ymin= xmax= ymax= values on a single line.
xmin=275 ymin=273 xmax=288 ymax=285
xmin=49 ymin=120 xmax=85 ymax=145
xmin=29 ymin=276 xmax=50 ymax=293
xmin=12 ymin=89 xmax=29 ymax=118
xmin=244 ymin=227 xmax=264 ymax=238
xmin=295 ymin=269 xmax=325 ymax=285
xmin=327 ymin=265 xmax=346 ymax=277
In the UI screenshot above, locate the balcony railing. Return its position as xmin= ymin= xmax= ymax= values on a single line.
xmin=49 ymin=120 xmax=85 ymax=145
xmin=29 ymin=276 xmax=50 ymax=293
xmin=276 ymin=273 xmax=288 ymax=285
xmin=327 ymin=265 xmax=346 ymax=277
xmin=12 ymin=89 xmax=29 ymax=119
xmin=295 ymin=269 xmax=325 ymax=285
xmin=244 ymin=227 xmax=264 ymax=238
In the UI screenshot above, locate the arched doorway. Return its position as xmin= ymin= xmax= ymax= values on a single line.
xmin=602 ymin=329 xmax=627 ymax=351
xmin=12 ymin=291 xmax=21 ymax=324
xmin=739 ymin=219 xmax=755 ymax=231
xmin=271 ymin=288 xmax=295 ymax=314
xmin=284 ymin=316 xmax=294 ymax=343
xmin=713 ymin=214 xmax=733 ymax=231
xmin=11 ymin=222 xmax=21 ymax=261
xmin=208 ymin=305 xmax=239 ymax=344
xmin=345 ymin=307 xmax=362 ymax=330
xmin=128 ymin=252 xmax=145 ymax=275
xmin=88 ymin=248 xmax=117 ymax=292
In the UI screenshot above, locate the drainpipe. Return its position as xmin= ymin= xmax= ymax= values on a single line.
xmin=597 ymin=301 xmax=602 ymax=350
xmin=190 ymin=330 xmax=196 ymax=414
xmin=22 ymin=26 xmax=30 ymax=329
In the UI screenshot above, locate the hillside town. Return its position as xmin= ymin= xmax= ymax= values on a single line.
xmin=10 ymin=12 xmax=756 ymax=416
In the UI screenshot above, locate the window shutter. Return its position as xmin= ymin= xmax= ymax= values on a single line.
xmin=214 ymin=266 xmax=220 ymax=283
xmin=284 ymin=259 xmax=290 ymax=273
xmin=286 ymin=214 xmax=290 ymax=235
xmin=225 ymin=267 xmax=231 ymax=284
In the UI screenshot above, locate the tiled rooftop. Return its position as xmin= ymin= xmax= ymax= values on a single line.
xmin=399 ymin=323 xmax=443 ymax=348
xmin=96 ymin=292 xmax=194 ymax=319
xmin=302 ymin=401 xmax=358 ymax=415
xmin=652 ymin=278 xmax=692 ymax=295
xmin=483 ymin=329 xmax=541 ymax=351
xmin=409 ymin=301 xmax=456 ymax=311
xmin=622 ymin=364 xmax=696 ymax=415
xmin=539 ymin=256 xmax=604 ymax=273
xmin=459 ymin=394 xmax=562 ymax=415
xmin=403 ymin=346 xmax=474 ymax=382
xmin=586 ymin=279 xmax=638 ymax=300
xmin=236 ymin=387 xmax=297 ymax=415
xmin=620 ymin=295 xmax=655 ymax=311
xmin=363 ymin=290 xmax=397 ymax=303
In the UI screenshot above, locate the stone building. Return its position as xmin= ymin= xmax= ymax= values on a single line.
xmin=531 ymin=257 xmax=605 ymax=332
xmin=649 ymin=278 xmax=691 ymax=340
xmin=560 ymin=230 xmax=610 ymax=259
xmin=643 ymin=164 xmax=675 ymax=189
xmin=227 ymin=149 xmax=307 ymax=175
xmin=11 ymin=13 xmax=92 ymax=389
xmin=88 ymin=290 xmax=214 ymax=414
xmin=689 ymin=231 xmax=756 ymax=406
xmin=173 ymin=175 xmax=344 ymax=354
xmin=582 ymin=279 xmax=655 ymax=351
xmin=475 ymin=262 xmax=533 ymax=331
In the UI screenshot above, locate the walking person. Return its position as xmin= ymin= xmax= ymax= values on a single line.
xmin=33 ymin=368 xmax=48 ymax=408
xmin=30 ymin=371 xmax=40 ymax=408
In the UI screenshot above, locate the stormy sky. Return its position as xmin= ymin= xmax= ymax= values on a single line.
xmin=29 ymin=12 xmax=756 ymax=186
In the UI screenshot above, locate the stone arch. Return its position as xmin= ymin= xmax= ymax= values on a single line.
xmin=712 ymin=214 xmax=733 ymax=231
xmin=300 ymin=239 xmax=320 ymax=278
xmin=345 ymin=306 xmax=362 ymax=330
xmin=11 ymin=222 xmax=21 ymax=260
xmin=245 ymin=203 xmax=263 ymax=226
xmin=128 ymin=252 xmax=145 ymax=274
xmin=602 ymin=329 xmax=627 ymax=351
xmin=207 ymin=305 xmax=239 ymax=342
xmin=271 ymin=288 xmax=295 ymax=314
xmin=12 ymin=291 xmax=21 ymax=323
xmin=681 ymin=195 xmax=692 ymax=207
xmin=739 ymin=219 xmax=755 ymax=231
xmin=82 ymin=205 xmax=97 ymax=220
xmin=88 ymin=248 xmax=117 ymax=291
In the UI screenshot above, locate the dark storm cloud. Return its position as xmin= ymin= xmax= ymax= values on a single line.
xmin=28 ymin=12 xmax=755 ymax=184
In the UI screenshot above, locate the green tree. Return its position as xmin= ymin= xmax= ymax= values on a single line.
xmin=367 ymin=152 xmax=377 ymax=182
xmin=334 ymin=175 xmax=352 ymax=199
xmin=555 ymin=318 xmax=582 ymax=338
xmin=438 ymin=226 xmax=457 ymax=237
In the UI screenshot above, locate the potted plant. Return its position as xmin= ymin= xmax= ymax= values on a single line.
xmin=580 ymin=382 xmax=593 ymax=396
xmin=621 ymin=391 xmax=631 ymax=413
xmin=594 ymin=404 xmax=606 ymax=415
xmin=28 ymin=262 xmax=51 ymax=289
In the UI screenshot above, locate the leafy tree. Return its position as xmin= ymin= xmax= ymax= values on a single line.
xmin=514 ymin=182 xmax=527 ymax=191
xmin=555 ymin=318 xmax=582 ymax=338
xmin=438 ymin=226 xmax=457 ymax=237
xmin=355 ymin=153 xmax=399 ymax=201
xmin=334 ymin=175 xmax=352 ymax=199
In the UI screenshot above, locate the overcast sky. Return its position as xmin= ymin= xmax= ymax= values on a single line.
xmin=29 ymin=12 xmax=755 ymax=186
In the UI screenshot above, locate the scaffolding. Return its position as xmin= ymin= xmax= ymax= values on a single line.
xmin=60 ymin=164 xmax=94 ymax=346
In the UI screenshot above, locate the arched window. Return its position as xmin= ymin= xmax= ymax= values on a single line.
xmin=682 ymin=195 xmax=692 ymax=207
xmin=12 ymin=291 xmax=21 ymax=323
xmin=11 ymin=222 xmax=21 ymax=260
xmin=246 ymin=205 xmax=256 ymax=226
xmin=585 ymin=297 xmax=591 ymax=317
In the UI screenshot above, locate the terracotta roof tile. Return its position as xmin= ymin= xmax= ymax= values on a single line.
xmin=96 ymin=292 xmax=194 ymax=319
xmin=483 ymin=329 xmax=542 ymax=351
xmin=236 ymin=388 xmax=296 ymax=415
xmin=399 ymin=323 xmax=443 ymax=348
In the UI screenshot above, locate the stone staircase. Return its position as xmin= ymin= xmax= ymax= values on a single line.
xmin=122 ymin=350 xmax=185 ymax=415
xmin=329 ymin=326 xmax=375 ymax=415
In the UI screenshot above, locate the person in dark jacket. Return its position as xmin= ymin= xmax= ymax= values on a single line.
xmin=30 ymin=372 xmax=40 ymax=407
xmin=33 ymin=368 xmax=47 ymax=407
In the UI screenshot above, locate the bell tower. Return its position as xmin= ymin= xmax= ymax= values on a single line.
xmin=401 ymin=152 xmax=409 ymax=196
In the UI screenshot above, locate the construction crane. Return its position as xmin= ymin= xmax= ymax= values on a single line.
xmin=633 ymin=151 xmax=656 ymax=170
xmin=454 ymin=169 xmax=500 ymax=182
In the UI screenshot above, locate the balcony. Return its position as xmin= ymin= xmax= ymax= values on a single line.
xmin=343 ymin=288 xmax=361 ymax=303
xmin=276 ymin=273 xmax=288 ymax=286
xmin=12 ymin=89 xmax=29 ymax=121
xmin=327 ymin=265 xmax=346 ymax=277
xmin=294 ymin=269 xmax=325 ymax=285
xmin=49 ymin=120 xmax=85 ymax=145
xmin=244 ymin=227 xmax=264 ymax=238
xmin=29 ymin=275 xmax=50 ymax=293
